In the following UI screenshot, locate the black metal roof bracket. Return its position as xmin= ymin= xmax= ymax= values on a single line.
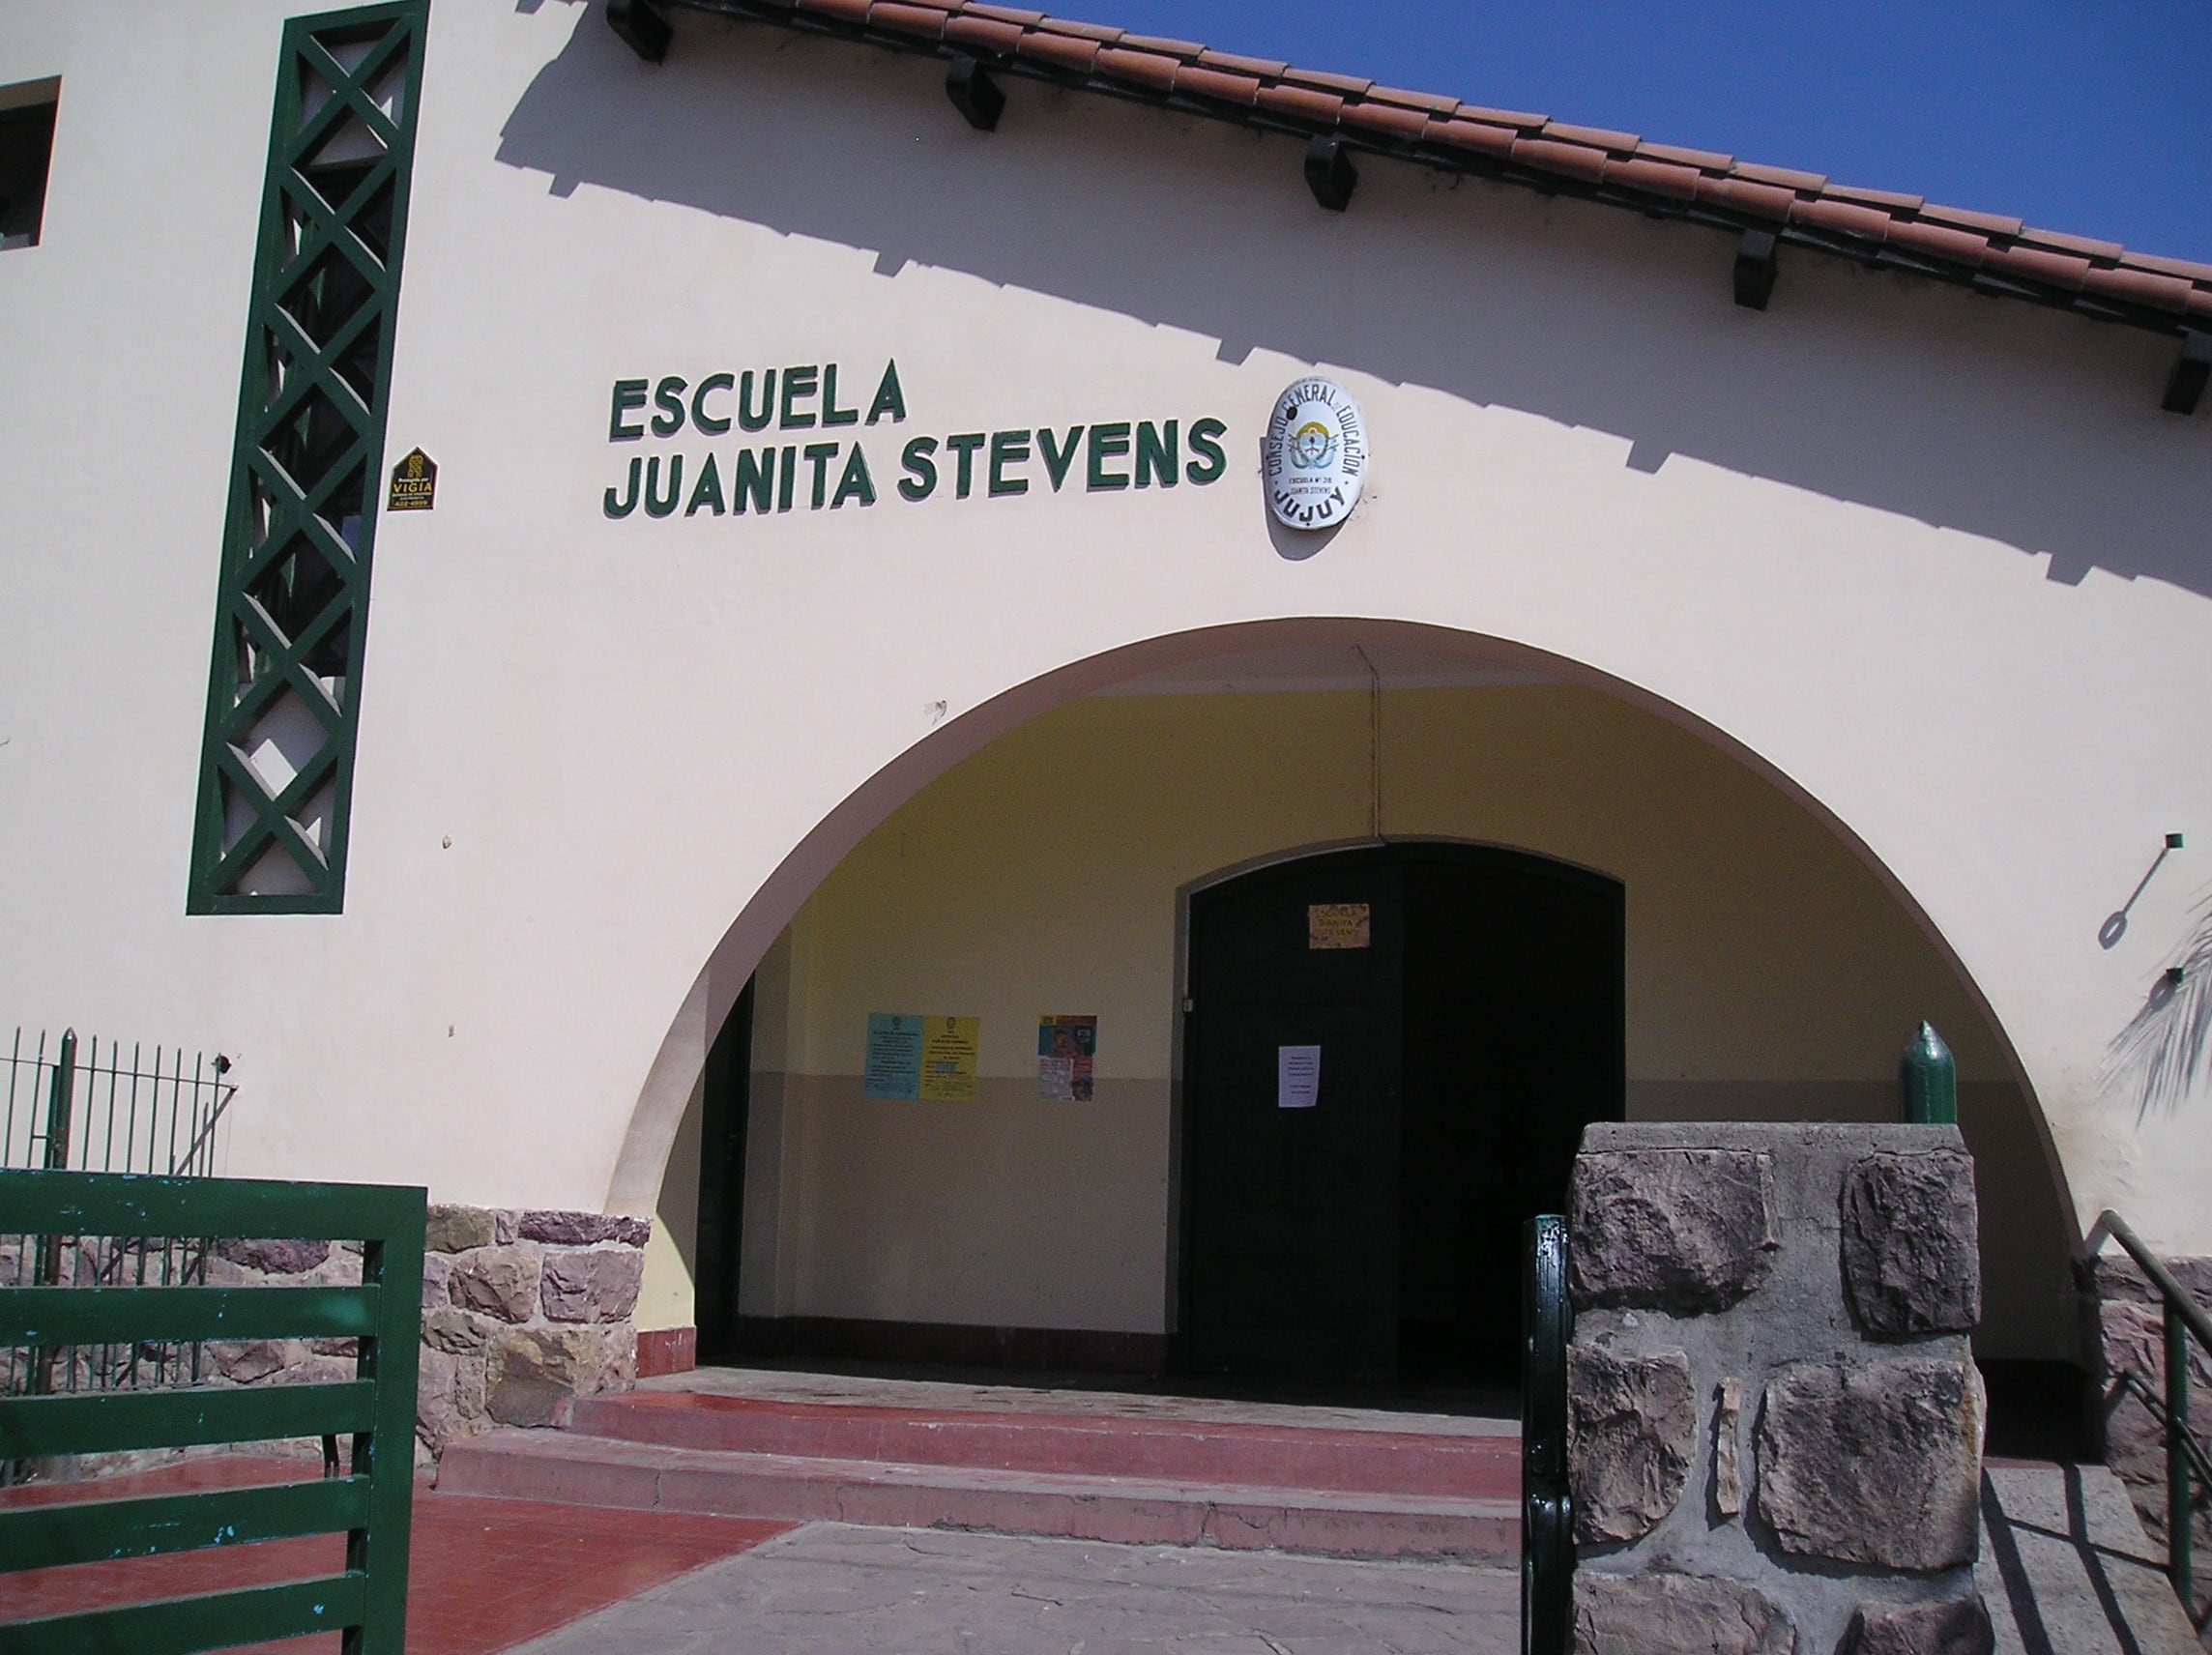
xmin=1305 ymin=135 xmax=1356 ymax=212
xmin=946 ymin=55 xmax=1006 ymax=131
xmin=1733 ymin=229 xmax=1779 ymax=310
xmin=608 ymin=0 xmax=673 ymax=63
xmin=2161 ymin=329 xmax=2209 ymax=416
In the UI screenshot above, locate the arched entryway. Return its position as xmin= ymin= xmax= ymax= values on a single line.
xmin=1180 ymin=842 xmax=1623 ymax=1388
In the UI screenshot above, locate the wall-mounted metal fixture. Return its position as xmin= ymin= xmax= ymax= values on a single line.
xmin=2168 ymin=831 xmax=2186 ymax=850
xmin=608 ymin=0 xmax=673 ymax=62
xmin=1304 ymin=135 xmax=1356 ymax=212
xmin=946 ymin=55 xmax=1005 ymax=131
xmin=1734 ymin=230 xmax=1779 ymax=310
xmin=2164 ymin=331 xmax=2209 ymax=417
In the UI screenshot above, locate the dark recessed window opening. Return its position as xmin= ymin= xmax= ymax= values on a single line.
xmin=0 ymin=80 xmax=59 ymax=251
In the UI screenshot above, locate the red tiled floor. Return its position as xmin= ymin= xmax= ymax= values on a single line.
xmin=0 ymin=1455 xmax=790 ymax=1654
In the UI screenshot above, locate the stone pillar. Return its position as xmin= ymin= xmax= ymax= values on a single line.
xmin=1566 ymin=1123 xmax=1992 ymax=1655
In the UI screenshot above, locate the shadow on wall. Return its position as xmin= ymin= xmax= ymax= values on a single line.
xmin=2104 ymin=902 xmax=2212 ymax=1122
xmin=496 ymin=7 xmax=2211 ymax=596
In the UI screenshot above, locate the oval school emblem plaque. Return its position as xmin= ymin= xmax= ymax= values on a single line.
xmin=1265 ymin=378 xmax=1366 ymax=530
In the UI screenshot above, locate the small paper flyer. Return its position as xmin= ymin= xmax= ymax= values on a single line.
xmin=1036 ymin=1014 xmax=1097 ymax=1101
xmin=863 ymin=1013 xmax=923 ymax=1100
xmin=1277 ymin=1044 xmax=1321 ymax=1109
xmin=918 ymin=1015 xmax=980 ymax=1102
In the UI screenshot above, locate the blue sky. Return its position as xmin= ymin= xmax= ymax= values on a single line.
xmin=1095 ymin=1 xmax=2212 ymax=263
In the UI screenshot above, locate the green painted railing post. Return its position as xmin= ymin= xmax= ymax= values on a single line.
xmin=2168 ymin=1300 xmax=2194 ymax=1611
xmin=30 ymin=1030 xmax=78 ymax=1401
xmin=1523 ymin=1213 xmax=1573 ymax=1655
xmin=1902 ymin=1021 xmax=1956 ymax=1125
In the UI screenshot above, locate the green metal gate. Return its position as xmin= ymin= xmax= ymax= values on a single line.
xmin=0 ymin=1169 xmax=423 ymax=1654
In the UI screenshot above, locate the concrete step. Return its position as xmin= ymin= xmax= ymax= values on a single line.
xmin=436 ymin=1428 xmax=1519 ymax=1562
xmin=564 ymin=1389 xmax=1520 ymax=1501
xmin=1979 ymin=1462 xmax=2202 ymax=1655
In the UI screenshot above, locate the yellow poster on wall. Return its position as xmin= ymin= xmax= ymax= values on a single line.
xmin=918 ymin=1015 xmax=980 ymax=1102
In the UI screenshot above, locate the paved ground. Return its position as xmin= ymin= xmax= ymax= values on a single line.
xmin=504 ymin=1523 xmax=1521 ymax=1655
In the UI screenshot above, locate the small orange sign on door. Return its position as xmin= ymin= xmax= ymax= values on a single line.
xmin=1307 ymin=903 xmax=1370 ymax=949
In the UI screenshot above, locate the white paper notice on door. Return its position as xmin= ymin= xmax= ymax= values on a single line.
xmin=1277 ymin=1045 xmax=1321 ymax=1110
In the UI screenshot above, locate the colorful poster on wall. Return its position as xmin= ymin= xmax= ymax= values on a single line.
xmin=1277 ymin=1044 xmax=1321 ymax=1109
xmin=863 ymin=1013 xmax=923 ymax=1099
xmin=1307 ymin=903 xmax=1371 ymax=949
xmin=1037 ymin=1015 xmax=1098 ymax=1101
xmin=918 ymin=1015 xmax=981 ymax=1102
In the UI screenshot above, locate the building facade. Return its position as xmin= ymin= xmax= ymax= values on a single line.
xmin=4 ymin=0 xmax=2211 ymax=1405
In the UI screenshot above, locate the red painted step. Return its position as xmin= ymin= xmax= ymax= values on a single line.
xmin=436 ymin=1430 xmax=1518 ymax=1561
xmin=436 ymin=1381 xmax=1523 ymax=1562
xmin=563 ymin=1390 xmax=1521 ymax=1500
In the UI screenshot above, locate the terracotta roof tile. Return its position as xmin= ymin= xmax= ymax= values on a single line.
xmin=1012 ymin=28 xmax=1096 ymax=70
xmin=2017 ymin=226 xmax=2126 ymax=261
xmin=1730 ymin=160 xmax=1827 ymax=192
xmin=1458 ymin=103 xmax=1548 ymax=130
xmin=1095 ymin=44 xmax=1177 ymax=91
xmin=1983 ymin=244 xmax=2091 ymax=291
xmin=1826 ymin=182 xmax=1924 ymax=213
xmin=1033 ymin=15 xmax=1120 ymax=40
xmin=1254 ymin=82 xmax=1344 ymax=125
xmin=698 ymin=0 xmax=2212 ymax=331
xmin=1918 ymin=202 xmax=2023 ymax=239
xmin=1602 ymin=156 xmax=1702 ymax=201
xmin=1116 ymin=31 xmax=1205 ymax=56
xmin=1428 ymin=117 xmax=1517 ymax=159
xmin=2125 ymin=250 xmax=2212 ymax=283
xmin=1171 ymin=63 xmax=1261 ymax=107
xmin=1543 ymin=120 xmax=1640 ymax=152
xmin=1885 ymin=218 xmax=1989 ymax=265
xmin=1339 ymin=98 xmax=1431 ymax=141
xmin=1196 ymin=47 xmax=1288 ymax=78
xmin=1511 ymin=136 xmax=1607 ymax=185
xmin=870 ymin=1 xmax=948 ymax=33
xmin=2081 ymin=265 xmax=2193 ymax=314
xmin=1283 ymin=67 xmax=1375 ymax=97
xmin=1790 ymin=196 xmax=1897 ymax=240
xmin=1368 ymin=84 xmax=1464 ymax=116
xmin=1694 ymin=175 xmax=1795 ymax=221
xmin=1639 ymin=141 xmax=1734 ymax=171
xmin=942 ymin=13 xmax=1023 ymax=52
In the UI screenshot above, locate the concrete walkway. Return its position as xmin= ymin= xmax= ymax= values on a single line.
xmin=502 ymin=1523 xmax=1521 ymax=1655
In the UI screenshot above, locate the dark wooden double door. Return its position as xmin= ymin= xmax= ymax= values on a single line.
xmin=1179 ymin=844 xmax=1623 ymax=1386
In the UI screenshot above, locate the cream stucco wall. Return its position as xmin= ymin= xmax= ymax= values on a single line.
xmin=641 ymin=682 xmax=2070 ymax=1356
xmin=4 ymin=0 xmax=2210 ymax=1359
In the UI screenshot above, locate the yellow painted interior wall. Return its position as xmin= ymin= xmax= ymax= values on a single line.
xmin=647 ymin=683 xmax=2075 ymax=1358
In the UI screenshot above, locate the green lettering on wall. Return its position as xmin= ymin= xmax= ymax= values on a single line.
xmin=1185 ymin=417 xmax=1228 ymax=484
xmin=651 ymin=376 xmax=688 ymax=438
xmin=610 ymin=379 xmax=649 ymax=442
xmin=780 ymin=365 xmax=820 ymax=429
xmin=831 ymin=445 xmax=877 ymax=508
xmin=733 ymin=447 xmax=774 ymax=514
xmin=685 ymin=451 xmax=726 ymax=515
xmin=1038 ymin=426 xmax=1084 ymax=491
xmin=899 ymin=436 xmax=940 ymax=501
xmin=691 ymin=373 xmax=735 ymax=435
xmin=803 ymin=442 xmax=840 ymax=509
xmin=1135 ymin=420 xmax=1179 ymax=488
xmin=1087 ymin=421 xmax=1131 ymax=490
xmin=603 ymin=455 xmax=641 ymax=516
xmin=739 ymin=369 xmax=775 ymax=432
xmin=821 ymin=363 xmax=859 ymax=426
xmin=644 ymin=453 xmax=683 ymax=517
xmin=946 ymin=432 xmax=986 ymax=500
xmin=989 ymin=429 xmax=1032 ymax=497
xmin=867 ymin=360 xmax=907 ymax=424
xmin=777 ymin=446 xmax=797 ymax=511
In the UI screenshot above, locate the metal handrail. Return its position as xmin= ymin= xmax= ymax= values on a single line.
xmin=2088 ymin=1208 xmax=2211 ymax=1623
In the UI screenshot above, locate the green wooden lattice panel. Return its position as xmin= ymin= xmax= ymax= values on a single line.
xmin=189 ymin=1 xmax=427 ymax=914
